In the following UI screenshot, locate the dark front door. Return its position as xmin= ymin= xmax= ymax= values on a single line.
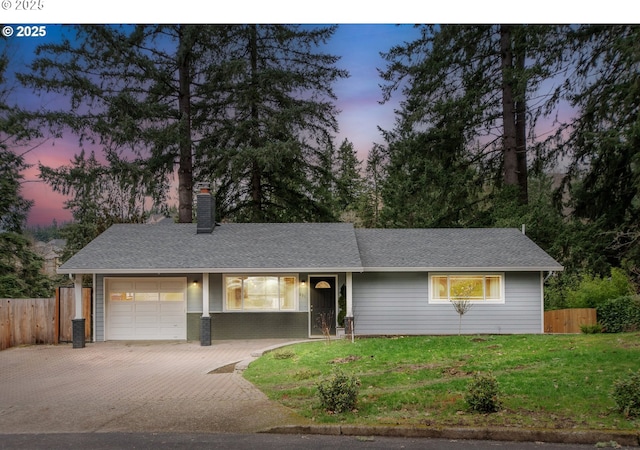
xmin=310 ymin=276 xmax=336 ymax=337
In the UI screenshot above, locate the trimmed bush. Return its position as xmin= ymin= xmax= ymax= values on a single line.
xmin=465 ymin=372 xmax=502 ymax=413
xmin=316 ymin=367 xmax=360 ymax=413
xmin=597 ymin=296 xmax=640 ymax=333
xmin=612 ymin=370 xmax=640 ymax=418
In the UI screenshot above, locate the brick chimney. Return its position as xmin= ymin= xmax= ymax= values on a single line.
xmin=196 ymin=183 xmax=215 ymax=234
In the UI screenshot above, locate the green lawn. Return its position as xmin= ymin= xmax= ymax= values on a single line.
xmin=243 ymin=333 xmax=640 ymax=431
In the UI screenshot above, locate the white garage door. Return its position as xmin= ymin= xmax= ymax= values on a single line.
xmin=106 ymin=278 xmax=187 ymax=340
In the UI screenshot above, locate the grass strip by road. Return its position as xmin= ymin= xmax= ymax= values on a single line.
xmin=244 ymin=333 xmax=640 ymax=431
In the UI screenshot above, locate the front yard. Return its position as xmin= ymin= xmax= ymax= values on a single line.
xmin=243 ymin=333 xmax=640 ymax=431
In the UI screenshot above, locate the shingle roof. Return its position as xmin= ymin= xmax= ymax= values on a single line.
xmin=59 ymin=221 xmax=364 ymax=274
xmin=355 ymin=228 xmax=563 ymax=271
xmin=58 ymin=222 xmax=562 ymax=274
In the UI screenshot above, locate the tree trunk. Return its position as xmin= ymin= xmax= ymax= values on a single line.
xmin=248 ymin=25 xmax=263 ymax=221
xmin=514 ymin=29 xmax=528 ymax=204
xmin=177 ymin=25 xmax=194 ymax=223
xmin=500 ymin=25 xmax=519 ymax=190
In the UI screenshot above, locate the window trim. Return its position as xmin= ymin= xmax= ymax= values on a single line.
xmin=223 ymin=274 xmax=299 ymax=312
xmin=429 ymin=273 xmax=505 ymax=304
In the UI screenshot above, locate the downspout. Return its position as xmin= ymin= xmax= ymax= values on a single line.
xmin=92 ymin=273 xmax=97 ymax=343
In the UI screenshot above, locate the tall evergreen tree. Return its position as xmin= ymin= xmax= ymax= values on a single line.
xmin=1 ymin=52 xmax=35 ymax=233
xmin=552 ymin=25 xmax=640 ymax=273
xmin=39 ymin=150 xmax=149 ymax=261
xmin=379 ymin=25 xmax=568 ymax=223
xmin=334 ymin=138 xmax=364 ymax=215
xmin=0 ymin=50 xmax=52 ymax=297
xmin=358 ymin=143 xmax=385 ymax=228
xmin=19 ymin=25 xmax=228 ymax=224
xmin=20 ymin=24 xmax=347 ymax=226
xmin=195 ymin=25 xmax=348 ymax=222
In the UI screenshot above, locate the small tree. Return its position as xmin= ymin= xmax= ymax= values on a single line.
xmin=451 ymin=281 xmax=474 ymax=335
xmin=316 ymin=311 xmax=334 ymax=342
xmin=452 ymin=299 xmax=473 ymax=336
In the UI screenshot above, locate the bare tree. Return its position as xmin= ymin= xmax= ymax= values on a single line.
xmin=451 ymin=282 xmax=474 ymax=335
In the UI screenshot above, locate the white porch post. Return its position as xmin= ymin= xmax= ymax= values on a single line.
xmin=345 ymin=272 xmax=354 ymax=341
xmin=346 ymin=272 xmax=353 ymax=317
xmin=200 ymin=273 xmax=212 ymax=346
xmin=74 ymin=274 xmax=83 ymax=319
xmin=72 ymin=274 xmax=86 ymax=348
xmin=202 ymin=273 xmax=210 ymax=317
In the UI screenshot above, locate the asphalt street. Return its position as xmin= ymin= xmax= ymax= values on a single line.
xmin=0 ymin=432 xmax=629 ymax=450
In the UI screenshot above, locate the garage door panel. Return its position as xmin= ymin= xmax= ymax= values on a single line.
xmin=135 ymin=303 xmax=159 ymax=313
xmin=159 ymin=314 xmax=183 ymax=324
xmin=160 ymin=280 xmax=184 ymax=291
xmin=111 ymin=303 xmax=134 ymax=313
xmin=107 ymin=277 xmax=186 ymax=340
xmin=160 ymin=302 xmax=184 ymax=312
xmin=135 ymin=281 xmax=159 ymax=291
xmin=110 ymin=315 xmax=135 ymax=325
xmin=135 ymin=315 xmax=159 ymax=324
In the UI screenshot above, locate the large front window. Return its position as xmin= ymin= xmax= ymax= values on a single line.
xmin=224 ymin=275 xmax=297 ymax=311
xmin=430 ymin=274 xmax=504 ymax=303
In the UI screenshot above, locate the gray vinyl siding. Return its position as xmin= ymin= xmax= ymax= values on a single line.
xmin=352 ymin=272 xmax=542 ymax=335
xmin=210 ymin=274 xmax=223 ymax=312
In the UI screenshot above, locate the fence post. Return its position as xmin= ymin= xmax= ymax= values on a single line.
xmin=54 ymin=288 xmax=60 ymax=344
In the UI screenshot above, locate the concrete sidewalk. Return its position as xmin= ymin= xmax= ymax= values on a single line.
xmin=0 ymin=340 xmax=310 ymax=434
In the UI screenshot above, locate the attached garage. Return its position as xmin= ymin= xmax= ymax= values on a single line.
xmin=106 ymin=278 xmax=187 ymax=340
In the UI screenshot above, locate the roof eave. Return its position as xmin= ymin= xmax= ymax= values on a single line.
xmin=58 ymin=266 xmax=365 ymax=275
xmin=360 ymin=266 xmax=564 ymax=272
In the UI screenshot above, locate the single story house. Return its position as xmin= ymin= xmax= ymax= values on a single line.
xmin=58 ymin=190 xmax=563 ymax=346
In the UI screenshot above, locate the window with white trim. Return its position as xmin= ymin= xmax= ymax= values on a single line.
xmin=224 ymin=275 xmax=298 ymax=311
xmin=430 ymin=274 xmax=504 ymax=303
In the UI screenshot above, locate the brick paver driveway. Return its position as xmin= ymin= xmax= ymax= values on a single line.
xmin=0 ymin=340 xmax=308 ymax=434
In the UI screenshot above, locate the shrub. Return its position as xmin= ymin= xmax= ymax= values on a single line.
xmin=465 ymin=372 xmax=502 ymax=413
xmin=566 ymin=268 xmax=634 ymax=309
xmin=597 ymin=296 xmax=640 ymax=333
xmin=580 ymin=323 xmax=603 ymax=334
xmin=294 ymin=368 xmax=321 ymax=380
xmin=612 ymin=370 xmax=640 ymax=418
xmin=272 ymin=349 xmax=295 ymax=360
xmin=316 ymin=367 xmax=360 ymax=413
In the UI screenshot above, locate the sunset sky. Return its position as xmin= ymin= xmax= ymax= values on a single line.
xmin=5 ymin=23 xmax=424 ymax=226
xmin=1 ymin=3 xmax=614 ymax=227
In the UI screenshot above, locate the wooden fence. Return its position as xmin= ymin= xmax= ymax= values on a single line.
xmin=544 ymin=308 xmax=597 ymax=333
xmin=0 ymin=287 xmax=92 ymax=351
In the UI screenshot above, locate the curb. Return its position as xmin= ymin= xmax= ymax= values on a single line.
xmin=264 ymin=425 xmax=640 ymax=447
xmin=234 ymin=339 xmax=316 ymax=374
